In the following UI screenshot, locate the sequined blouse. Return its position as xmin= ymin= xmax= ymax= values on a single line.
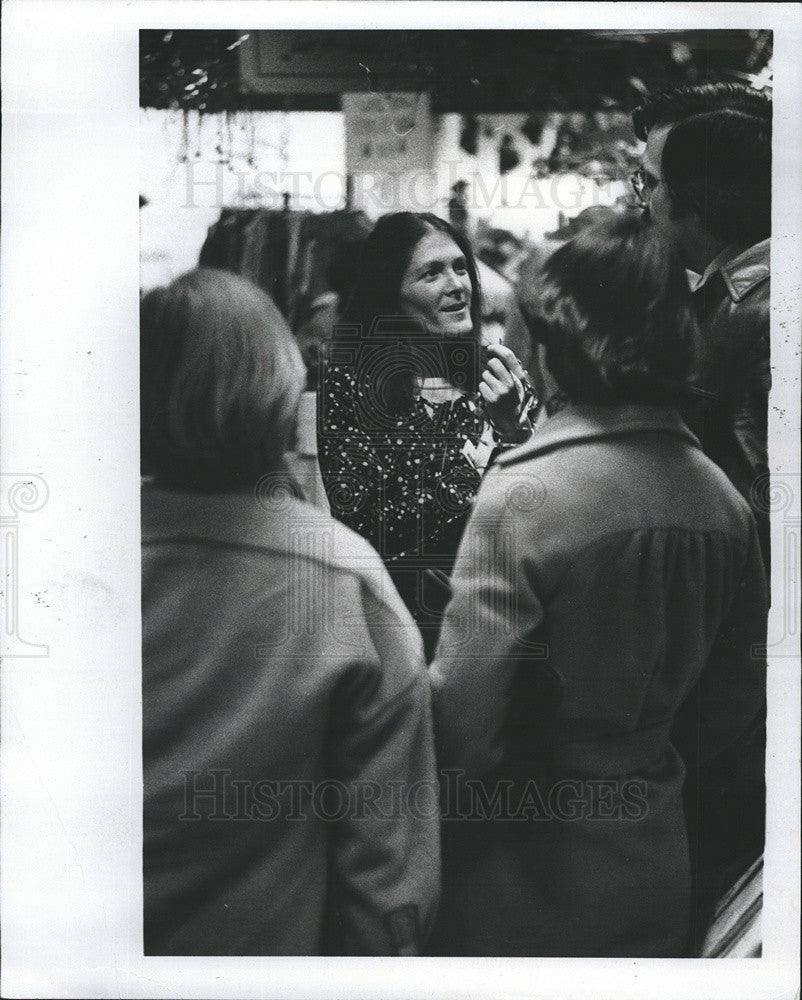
xmin=317 ymin=364 xmax=491 ymax=570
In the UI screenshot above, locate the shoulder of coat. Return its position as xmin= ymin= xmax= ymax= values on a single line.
xmin=493 ymin=437 xmax=548 ymax=469
xmin=274 ymin=496 xmax=399 ymax=595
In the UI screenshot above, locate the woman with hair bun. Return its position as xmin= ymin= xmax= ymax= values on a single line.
xmin=141 ymin=267 xmax=440 ymax=956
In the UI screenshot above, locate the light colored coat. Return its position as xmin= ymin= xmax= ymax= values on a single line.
xmin=429 ymin=403 xmax=767 ymax=956
xmin=143 ymin=484 xmax=439 ymax=955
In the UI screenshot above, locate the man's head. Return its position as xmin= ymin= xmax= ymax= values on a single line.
xmin=632 ymin=83 xmax=772 ymax=261
xmin=140 ymin=268 xmax=306 ymax=490
xmin=632 ymin=82 xmax=772 ymax=143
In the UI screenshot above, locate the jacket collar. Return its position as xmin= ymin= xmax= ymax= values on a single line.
xmin=688 ymin=243 xmax=744 ymax=294
xmin=141 ymin=482 xmax=326 ymax=554
xmin=694 ymin=239 xmax=770 ymax=303
xmin=720 ymin=238 xmax=769 ymax=302
xmin=496 ymin=403 xmax=700 ymax=466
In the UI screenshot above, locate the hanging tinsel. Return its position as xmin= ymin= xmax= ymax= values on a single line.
xmin=178 ymin=109 xmax=190 ymax=164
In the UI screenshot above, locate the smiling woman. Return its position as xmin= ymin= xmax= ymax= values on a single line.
xmin=317 ymin=212 xmax=535 ymax=657
xmin=398 ymin=230 xmax=475 ymax=338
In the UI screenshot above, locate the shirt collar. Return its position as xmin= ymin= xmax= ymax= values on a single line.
xmin=719 ymin=238 xmax=770 ymax=302
xmin=496 ymin=402 xmax=700 ymax=466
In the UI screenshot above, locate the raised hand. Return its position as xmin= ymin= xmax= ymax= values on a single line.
xmin=480 ymin=343 xmax=534 ymax=444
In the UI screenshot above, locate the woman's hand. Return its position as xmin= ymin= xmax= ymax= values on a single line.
xmin=479 ymin=343 xmax=534 ymax=444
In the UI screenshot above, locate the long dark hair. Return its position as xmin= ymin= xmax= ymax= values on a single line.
xmin=333 ymin=213 xmax=484 ymax=411
xmin=341 ymin=212 xmax=483 ymax=337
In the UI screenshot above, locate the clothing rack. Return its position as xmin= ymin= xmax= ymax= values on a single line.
xmin=198 ymin=206 xmax=371 ymax=331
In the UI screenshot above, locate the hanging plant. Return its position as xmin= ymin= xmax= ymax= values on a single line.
xmin=140 ymin=30 xmax=249 ymax=115
xmin=520 ymin=113 xmax=546 ymax=146
xmin=499 ymin=134 xmax=520 ymax=175
xmin=459 ymin=115 xmax=479 ymax=155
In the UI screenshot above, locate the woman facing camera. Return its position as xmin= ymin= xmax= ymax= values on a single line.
xmin=318 ymin=212 xmax=535 ymax=657
xmin=141 ymin=268 xmax=439 ymax=955
xmin=428 ymin=217 xmax=768 ymax=956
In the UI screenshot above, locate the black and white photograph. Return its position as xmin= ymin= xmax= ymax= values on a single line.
xmin=2 ymin=3 xmax=800 ymax=998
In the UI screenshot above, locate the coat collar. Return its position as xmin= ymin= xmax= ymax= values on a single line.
xmin=692 ymin=239 xmax=770 ymax=303
xmin=495 ymin=403 xmax=700 ymax=466
xmin=687 ymin=243 xmax=744 ymax=294
xmin=719 ymin=238 xmax=770 ymax=303
xmin=142 ymin=483 xmax=392 ymax=592
xmin=141 ymin=482 xmax=329 ymax=554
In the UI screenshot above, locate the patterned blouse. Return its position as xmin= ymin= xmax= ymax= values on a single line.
xmin=317 ymin=364 xmax=494 ymax=571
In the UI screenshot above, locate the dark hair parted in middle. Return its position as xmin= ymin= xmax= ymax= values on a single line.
xmin=334 ymin=212 xmax=484 ymax=406
xmin=526 ymin=216 xmax=697 ymax=406
xmin=340 ymin=212 xmax=483 ymax=339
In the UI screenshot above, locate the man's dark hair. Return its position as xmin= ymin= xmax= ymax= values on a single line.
xmin=632 ymin=82 xmax=772 ymax=140
xmin=661 ymin=109 xmax=772 ymax=245
xmin=524 ymin=216 xmax=697 ymax=406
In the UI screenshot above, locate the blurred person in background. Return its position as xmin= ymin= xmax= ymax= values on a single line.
xmin=318 ymin=212 xmax=536 ymax=659
xmin=294 ymin=237 xmax=365 ymax=391
xmin=632 ymin=83 xmax=771 ymax=944
xmin=141 ymin=267 xmax=439 ymax=955
xmin=428 ymin=217 xmax=768 ymax=957
xmin=632 ymin=83 xmax=772 ymax=571
xmin=447 ymin=179 xmax=470 ymax=237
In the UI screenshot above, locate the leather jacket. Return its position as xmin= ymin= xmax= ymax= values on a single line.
xmin=684 ymin=239 xmax=770 ymax=571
